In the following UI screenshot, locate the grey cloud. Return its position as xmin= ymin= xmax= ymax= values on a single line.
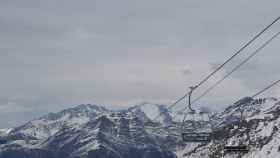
xmin=0 ymin=0 xmax=280 ymax=128
xmin=182 ymin=67 xmax=192 ymax=76
xmin=0 ymin=111 xmax=49 ymax=128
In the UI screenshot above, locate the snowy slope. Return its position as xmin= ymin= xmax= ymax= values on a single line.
xmin=128 ymin=102 xmax=173 ymax=126
xmin=178 ymin=97 xmax=280 ymax=158
xmin=9 ymin=104 xmax=109 ymax=139
xmin=0 ymin=103 xmax=177 ymax=158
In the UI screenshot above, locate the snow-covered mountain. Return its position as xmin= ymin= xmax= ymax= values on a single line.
xmin=178 ymin=97 xmax=280 ymax=158
xmin=0 ymin=103 xmax=178 ymax=158
xmin=9 ymin=104 xmax=109 ymax=139
xmin=1 ymin=98 xmax=280 ymax=158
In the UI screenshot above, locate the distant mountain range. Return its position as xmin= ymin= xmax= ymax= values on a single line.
xmin=0 ymin=97 xmax=280 ymax=158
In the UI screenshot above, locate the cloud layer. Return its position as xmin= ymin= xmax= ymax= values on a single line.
xmin=1 ymin=0 xmax=280 ymax=127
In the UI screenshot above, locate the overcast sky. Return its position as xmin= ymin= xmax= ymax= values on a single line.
xmin=1 ymin=0 xmax=280 ymax=128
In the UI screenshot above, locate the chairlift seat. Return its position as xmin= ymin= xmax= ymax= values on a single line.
xmin=224 ymin=145 xmax=249 ymax=152
xmin=182 ymin=132 xmax=212 ymax=142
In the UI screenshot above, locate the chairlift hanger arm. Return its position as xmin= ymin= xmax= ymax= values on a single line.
xmin=187 ymin=85 xmax=198 ymax=112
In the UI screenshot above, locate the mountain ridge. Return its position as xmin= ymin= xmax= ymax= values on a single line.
xmin=1 ymin=97 xmax=280 ymax=158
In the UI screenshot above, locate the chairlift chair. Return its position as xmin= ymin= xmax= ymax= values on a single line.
xmin=181 ymin=86 xmax=212 ymax=142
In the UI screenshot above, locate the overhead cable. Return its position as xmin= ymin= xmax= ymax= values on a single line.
xmin=151 ymin=16 xmax=280 ymax=122
xmin=192 ymin=31 xmax=280 ymax=104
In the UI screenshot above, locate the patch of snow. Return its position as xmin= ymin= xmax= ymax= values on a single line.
xmin=136 ymin=102 xmax=162 ymax=120
xmin=0 ymin=128 xmax=12 ymax=135
xmin=69 ymin=116 xmax=90 ymax=125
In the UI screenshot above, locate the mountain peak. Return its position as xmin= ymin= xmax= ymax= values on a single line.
xmin=9 ymin=104 xmax=110 ymax=139
xmin=127 ymin=102 xmax=173 ymax=126
xmin=64 ymin=104 xmax=109 ymax=114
